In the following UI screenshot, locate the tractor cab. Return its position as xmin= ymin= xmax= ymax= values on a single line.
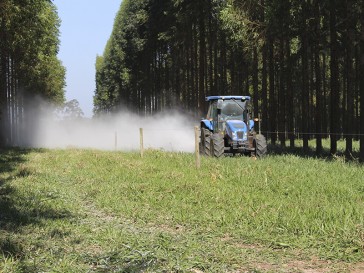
xmin=202 ymin=96 xmax=253 ymax=134
xmin=206 ymin=96 xmax=251 ymax=133
xmin=200 ymin=95 xmax=267 ymax=157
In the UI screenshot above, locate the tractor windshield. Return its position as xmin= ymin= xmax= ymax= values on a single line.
xmin=220 ymin=100 xmax=247 ymax=120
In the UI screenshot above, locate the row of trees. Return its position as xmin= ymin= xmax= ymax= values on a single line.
xmin=94 ymin=0 xmax=364 ymax=159
xmin=223 ymin=0 xmax=364 ymax=158
xmin=0 ymin=0 xmax=65 ymax=147
xmin=94 ymin=0 xmax=249 ymax=115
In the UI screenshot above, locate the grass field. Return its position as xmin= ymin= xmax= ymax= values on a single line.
xmin=1 ymin=141 xmax=364 ymax=272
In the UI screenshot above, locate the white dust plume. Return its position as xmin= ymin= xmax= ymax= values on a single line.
xmin=22 ymin=106 xmax=197 ymax=153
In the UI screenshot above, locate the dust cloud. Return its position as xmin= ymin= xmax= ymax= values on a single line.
xmin=25 ymin=107 xmax=197 ymax=153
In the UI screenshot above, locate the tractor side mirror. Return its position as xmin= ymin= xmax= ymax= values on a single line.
xmin=217 ymin=99 xmax=223 ymax=110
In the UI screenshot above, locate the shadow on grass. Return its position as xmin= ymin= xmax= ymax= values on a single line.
xmin=0 ymin=148 xmax=72 ymax=263
xmin=267 ymin=142 xmax=360 ymax=163
xmin=87 ymin=250 xmax=159 ymax=273
xmin=0 ymin=148 xmax=29 ymax=173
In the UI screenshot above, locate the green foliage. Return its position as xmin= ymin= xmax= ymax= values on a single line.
xmin=98 ymin=1 xmax=148 ymax=91
xmin=5 ymin=0 xmax=65 ymax=96
xmin=220 ymin=2 xmax=263 ymax=47
xmin=61 ymin=99 xmax=84 ymax=119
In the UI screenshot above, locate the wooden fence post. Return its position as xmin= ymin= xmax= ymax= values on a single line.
xmin=115 ymin=131 xmax=117 ymax=151
xmin=195 ymin=126 xmax=200 ymax=169
xmin=140 ymin=128 xmax=144 ymax=158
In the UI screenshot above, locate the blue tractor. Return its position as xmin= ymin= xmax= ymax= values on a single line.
xmin=200 ymin=96 xmax=267 ymax=157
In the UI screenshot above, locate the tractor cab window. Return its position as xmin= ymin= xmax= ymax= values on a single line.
xmin=207 ymin=101 xmax=218 ymax=120
xmin=221 ymin=100 xmax=246 ymax=120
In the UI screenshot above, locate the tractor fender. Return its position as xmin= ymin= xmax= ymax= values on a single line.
xmin=201 ymin=119 xmax=213 ymax=131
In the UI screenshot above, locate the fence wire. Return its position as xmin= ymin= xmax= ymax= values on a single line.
xmin=262 ymin=131 xmax=364 ymax=137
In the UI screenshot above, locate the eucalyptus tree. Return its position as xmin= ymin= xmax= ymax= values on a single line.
xmin=0 ymin=0 xmax=65 ymax=146
xmin=360 ymin=0 xmax=364 ymax=162
xmin=94 ymin=0 xmax=149 ymax=114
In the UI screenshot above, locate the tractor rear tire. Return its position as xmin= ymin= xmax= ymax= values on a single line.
xmin=211 ymin=133 xmax=225 ymax=158
xmin=254 ymin=134 xmax=267 ymax=157
xmin=201 ymin=128 xmax=212 ymax=156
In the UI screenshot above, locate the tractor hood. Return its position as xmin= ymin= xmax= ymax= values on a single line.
xmin=225 ymin=120 xmax=247 ymax=141
xmin=225 ymin=120 xmax=255 ymax=141
xmin=226 ymin=120 xmax=246 ymax=131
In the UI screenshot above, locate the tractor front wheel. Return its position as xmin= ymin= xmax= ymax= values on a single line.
xmin=253 ymin=134 xmax=267 ymax=157
xmin=211 ymin=133 xmax=225 ymax=158
xmin=201 ymin=128 xmax=212 ymax=156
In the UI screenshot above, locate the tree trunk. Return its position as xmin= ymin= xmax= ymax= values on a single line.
xmin=360 ymin=0 xmax=364 ymax=162
xmin=268 ymin=37 xmax=277 ymax=145
xmin=278 ymin=36 xmax=286 ymax=147
xmin=330 ymin=1 xmax=339 ymax=155
xmin=261 ymin=43 xmax=268 ymax=136
xmin=314 ymin=0 xmax=322 ymax=155
xmin=322 ymin=52 xmax=328 ymax=138
xmin=0 ymin=19 xmax=6 ymax=147
xmin=301 ymin=2 xmax=309 ymax=153
xmin=253 ymin=46 xmax=259 ymax=119
xmin=198 ymin=4 xmax=206 ymax=112
xmin=355 ymin=45 xmax=360 ymax=140
xmin=345 ymin=0 xmax=355 ymax=157
xmin=260 ymin=0 xmax=268 ymax=136
xmin=285 ymin=37 xmax=294 ymax=148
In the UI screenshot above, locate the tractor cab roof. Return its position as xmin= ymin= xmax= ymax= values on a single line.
xmin=206 ymin=96 xmax=251 ymax=101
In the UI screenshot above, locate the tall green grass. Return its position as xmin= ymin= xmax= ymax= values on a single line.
xmin=0 ymin=145 xmax=363 ymax=272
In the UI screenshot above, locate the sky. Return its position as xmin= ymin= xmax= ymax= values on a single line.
xmin=53 ymin=0 xmax=121 ymax=117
